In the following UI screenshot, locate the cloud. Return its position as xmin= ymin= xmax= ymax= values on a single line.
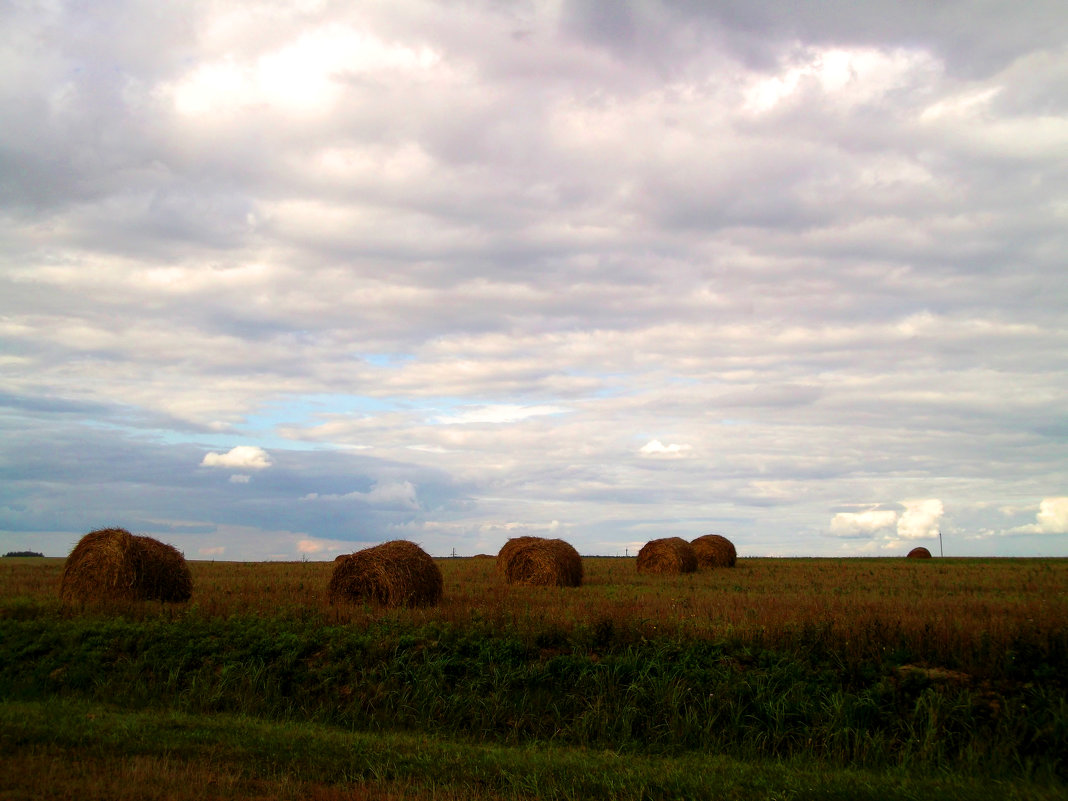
xmin=639 ymin=440 xmax=692 ymax=457
xmin=362 ymin=480 xmax=419 ymax=508
xmin=201 ymin=446 xmax=273 ymax=470
xmin=296 ymin=537 xmax=353 ymax=556
xmin=829 ymin=499 xmax=944 ymax=543
xmin=897 ymin=499 xmax=944 ymax=540
xmin=1013 ymin=497 xmax=1068 ymax=534
xmin=303 ymin=480 xmax=420 ymax=510
xmin=0 ymin=1 xmax=1066 ymax=560
xmin=830 ymin=509 xmax=898 ymax=538
xmin=433 ymin=404 xmax=568 ymax=424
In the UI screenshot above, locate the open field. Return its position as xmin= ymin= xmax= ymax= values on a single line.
xmin=1 ymin=555 xmax=1066 ymax=799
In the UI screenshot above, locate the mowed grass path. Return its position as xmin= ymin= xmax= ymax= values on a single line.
xmin=1 ymin=555 xmax=1065 ymax=799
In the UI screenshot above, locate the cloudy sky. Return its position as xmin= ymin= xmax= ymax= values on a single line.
xmin=2 ymin=1 xmax=1066 ymax=560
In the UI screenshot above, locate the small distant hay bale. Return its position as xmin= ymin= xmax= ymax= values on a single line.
xmin=691 ymin=534 xmax=737 ymax=568
xmin=636 ymin=537 xmax=697 ymax=575
xmin=61 ymin=527 xmax=193 ymax=603
xmin=328 ymin=540 xmax=443 ymax=607
xmin=497 ymin=537 xmax=583 ymax=587
xmin=907 ymin=546 xmax=933 ymax=559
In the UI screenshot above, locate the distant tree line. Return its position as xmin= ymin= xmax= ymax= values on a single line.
xmin=3 ymin=551 xmax=44 ymax=558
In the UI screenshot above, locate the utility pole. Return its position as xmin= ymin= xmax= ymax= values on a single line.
xmin=938 ymin=529 xmax=944 ymax=557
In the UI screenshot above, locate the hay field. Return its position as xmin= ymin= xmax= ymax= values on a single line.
xmin=3 ymin=555 xmax=1065 ymax=666
xmin=1 ymin=555 xmax=1066 ymax=798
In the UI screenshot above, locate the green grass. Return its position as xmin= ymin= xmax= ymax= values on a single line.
xmin=2 ymin=698 xmax=1062 ymax=801
xmin=1 ymin=614 xmax=1064 ymax=779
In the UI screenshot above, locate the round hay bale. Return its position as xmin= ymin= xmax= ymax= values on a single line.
xmin=496 ymin=536 xmax=544 ymax=575
xmin=691 ymin=534 xmax=737 ymax=568
xmin=328 ymin=540 xmax=443 ymax=607
xmin=60 ymin=527 xmax=193 ymax=603
xmin=498 ymin=537 xmax=583 ymax=587
xmin=636 ymin=537 xmax=697 ymax=575
xmin=907 ymin=546 xmax=933 ymax=559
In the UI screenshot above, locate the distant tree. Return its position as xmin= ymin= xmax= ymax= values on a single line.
xmin=3 ymin=551 xmax=44 ymax=558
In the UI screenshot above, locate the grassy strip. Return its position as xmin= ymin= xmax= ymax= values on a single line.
xmin=3 ymin=615 xmax=1065 ymax=779
xmin=1 ymin=699 xmax=1060 ymax=801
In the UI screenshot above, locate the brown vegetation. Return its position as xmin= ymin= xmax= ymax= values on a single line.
xmin=6 ymin=557 xmax=1066 ymax=667
xmin=636 ymin=537 xmax=697 ymax=575
xmin=497 ymin=537 xmax=583 ymax=586
xmin=691 ymin=534 xmax=737 ymax=568
xmin=60 ymin=528 xmax=193 ymax=603
xmin=907 ymin=547 xmax=933 ymax=559
xmin=328 ymin=540 xmax=443 ymax=607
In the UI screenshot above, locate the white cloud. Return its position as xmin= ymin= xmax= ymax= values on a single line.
xmin=1013 ymin=497 xmax=1068 ymax=534
xmin=897 ymin=499 xmax=944 ymax=540
xmin=478 ymin=519 xmax=561 ymax=534
xmin=830 ymin=509 xmax=898 ymax=537
xmin=229 ymin=474 xmax=251 ymax=483
xmin=920 ymin=87 xmax=1001 ymax=122
xmin=164 ymin=24 xmax=441 ymax=116
xmin=639 ymin=439 xmax=692 ymax=457
xmin=201 ymin=446 xmax=273 ymax=470
xmin=744 ymin=46 xmax=937 ymax=113
xmin=303 ymin=480 xmax=419 ymax=510
xmin=296 ymin=537 xmax=352 ymax=555
xmin=433 ymin=404 xmax=568 ymax=424
xmin=363 ymin=480 xmax=419 ymax=508
xmin=198 ymin=546 xmax=225 ymax=556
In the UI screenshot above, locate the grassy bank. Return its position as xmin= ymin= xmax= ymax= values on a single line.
xmin=2 ymin=612 xmax=1064 ymax=776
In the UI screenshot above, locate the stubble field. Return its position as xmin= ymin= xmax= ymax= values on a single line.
xmin=1 ymin=555 xmax=1065 ymax=800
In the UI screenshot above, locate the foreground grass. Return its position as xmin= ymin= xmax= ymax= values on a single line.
xmin=3 ymin=612 xmax=1065 ymax=777
xmin=2 ymin=698 xmax=1061 ymax=801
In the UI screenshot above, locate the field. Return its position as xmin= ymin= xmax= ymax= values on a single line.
xmin=1 ymin=555 xmax=1065 ymax=800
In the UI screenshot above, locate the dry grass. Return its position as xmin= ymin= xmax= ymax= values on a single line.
xmin=692 ymin=534 xmax=737 ymax=568
xmin=636 ymin=537 xmax=698 ymax=575
xmin=497 ymin=538 xmax=583 ymax=587
xmin=328 ymin=540 xmax=443 ymax=608
xmin=907 ymin=547 xmax=933 ymax=559
xmin=0 ymin=748 xmax=491 ymax=801
xmin=6 ymin=556 xmax=1066 ymax=669
xmin=60 ymin=528 xmax=192 ymax=603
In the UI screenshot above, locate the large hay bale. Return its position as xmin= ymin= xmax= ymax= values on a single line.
xmin=61 ymin=527 xmax=193 ymax=603
xmin=329 ymin=540 xmax=443 ymax=607
xmin=691 ymin=534 xmax=737 ymax=568
xmin=907 ymin=546 xmax=933 ymax=559
xmin=498 ymin=537 xmax=583 ymax=587
xmin=496 ymin=536 xmax=543 ymax=575
xmin=636 ymin=537 xmax=697 ymax=575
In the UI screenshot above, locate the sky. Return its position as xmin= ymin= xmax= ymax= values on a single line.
xmin=2 ymin=1 xmax=1067 ymax=561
